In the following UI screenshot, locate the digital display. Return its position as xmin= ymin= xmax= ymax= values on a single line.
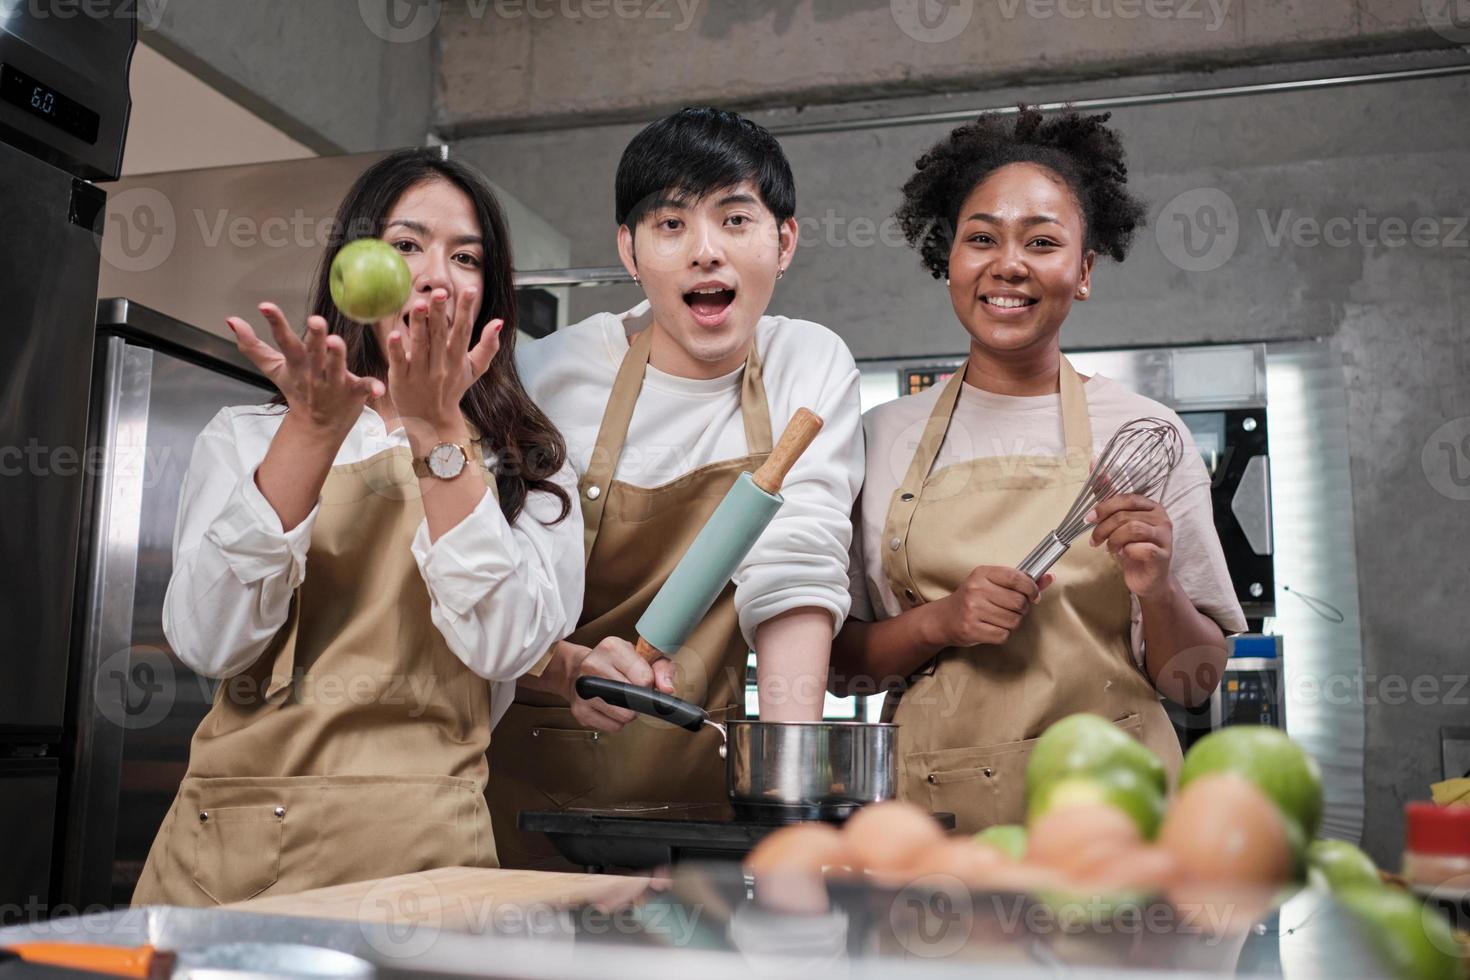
xmin=901 ymin=366 xmax=959 ymax=395
xmin=0 ymin=63 xmax=100 ymax=144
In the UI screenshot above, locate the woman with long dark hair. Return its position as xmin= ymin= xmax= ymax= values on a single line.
xmin=132 ymin=149 xmax=582 ymax=906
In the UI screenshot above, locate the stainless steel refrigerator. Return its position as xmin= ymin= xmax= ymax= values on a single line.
xmin=61 ymin=300 xmax=269 ymax=910
xmin=0 ymin=4 xmax=134 ymax=915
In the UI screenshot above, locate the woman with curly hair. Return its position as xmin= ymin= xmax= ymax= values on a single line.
xmin=833 ymin=108 xmax=1245 ymax=831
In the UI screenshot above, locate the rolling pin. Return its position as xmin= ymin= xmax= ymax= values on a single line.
xmin=633 ymin=408 xmax=824 ymax=663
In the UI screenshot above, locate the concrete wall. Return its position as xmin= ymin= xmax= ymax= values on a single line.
xmin=143 ymin=0 xmax=434 ymax=153
xmin=435 ymin=0 xmax=1454 ymax=134
xmin=450 ymin=55 xmax=1470 ymax=865
xmin=122 ymin=43 xmax=314 ymax=174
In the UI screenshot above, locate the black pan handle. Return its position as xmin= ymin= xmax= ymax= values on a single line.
xmin=574 ymin=677 xmax=708 ymax=733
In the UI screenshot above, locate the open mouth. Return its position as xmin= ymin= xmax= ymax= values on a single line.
xmin=683 ymin=285 xmax=737 ymax=327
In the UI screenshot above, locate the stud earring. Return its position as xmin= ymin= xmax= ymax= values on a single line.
xmin=633 ymin=274 xmax=641 ymax=286
xmin=1079 ymin=286 xmax=1088 ymax=296
xmin=945 ymin=278 xmax=951 ymax=286
xmin=777 ymin=268 xmax=785 ymax=280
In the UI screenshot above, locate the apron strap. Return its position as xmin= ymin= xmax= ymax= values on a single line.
xmin=579 ymin=322 xmax=772 ymax=562
xmin=740 ymin=341 xmax=774 ymax=455
xmin=879 ymin=365 xmax=966 ymax=609
xmin=578 ymin=327 xmax=652 ymax=561
xmin=1058 ymin=355 xmax=1093 ymax=461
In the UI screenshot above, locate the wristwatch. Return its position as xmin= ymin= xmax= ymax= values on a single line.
xmin=413 ymin=442 xmax=472 ymax=480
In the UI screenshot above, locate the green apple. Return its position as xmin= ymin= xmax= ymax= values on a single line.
xmin=1027 ymin=767 xmax=1167 ymax=839
xmin=329 ymin=238 xmax=412 ymax=324
xmin=1179 ymin=726 xmax=1324 ymax=839
xmin=1308 ymin=839 xmax=1382 ymax=893
xmin=1025 ymin=713 xmax=1167 ymax=804
xmin=974 ymin=824 xmax=1027 ymax=861
xmin=1337 ymin=886 xmax=1465 ymax=980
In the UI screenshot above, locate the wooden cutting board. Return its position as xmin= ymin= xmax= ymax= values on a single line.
xmin=231 ymin=867 xmax=655 ymax=931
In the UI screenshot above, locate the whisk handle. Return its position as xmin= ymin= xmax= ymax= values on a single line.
xmin=1018 ymin=532 xmax=1070 ymax=580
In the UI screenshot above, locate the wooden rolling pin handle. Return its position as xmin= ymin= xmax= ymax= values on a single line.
xmin=751 ymin=408 xmax=824 ymax=494
xmin=635 ymin=635 xmax=665 ymax=664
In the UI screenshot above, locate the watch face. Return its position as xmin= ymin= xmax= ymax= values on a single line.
xmin=427 ymin=443 xmax=465 ymax=479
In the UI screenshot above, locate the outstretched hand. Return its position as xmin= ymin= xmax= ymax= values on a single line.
xmin=226 ymin=303 xmax=382 ymax=436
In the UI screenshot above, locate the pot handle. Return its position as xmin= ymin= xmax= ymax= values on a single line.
xmin=574 ymin=677 xmax=709 ymax=733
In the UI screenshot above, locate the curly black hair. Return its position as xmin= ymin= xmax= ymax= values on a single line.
xmin=896 ymin=106 xmax=1147 ymax=280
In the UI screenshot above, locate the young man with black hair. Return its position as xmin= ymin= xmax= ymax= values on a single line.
xmin=489 ymin=107 xmax=864 ymax=869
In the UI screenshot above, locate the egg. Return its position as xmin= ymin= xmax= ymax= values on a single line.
xmin=902 ymin=838 xmax=1010 ymax=887
xmin=1026 ymin=803 xmax=1143 ymax=879
xmin=841 ymin=800 xmax=945 ymax=873
xmin=745 ymin=822 xmax=852 ymax=875
xmin=1075 ymin=843 xmax=1181 ymax=893
xmin=1159 ymin=772 xmax=1294 ymax=887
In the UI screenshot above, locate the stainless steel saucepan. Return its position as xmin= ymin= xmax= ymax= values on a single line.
xmin=575 ymin=677 xmax=898 ymax=818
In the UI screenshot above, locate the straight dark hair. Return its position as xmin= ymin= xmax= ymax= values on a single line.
xmin=287 ymin=148 xmax=569 ymax=525
xmin=614 ymin=107 xmax=796 ymax=230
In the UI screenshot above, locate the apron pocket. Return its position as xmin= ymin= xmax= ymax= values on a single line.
xmin=526 ymin=725 xmax=604 ymax=807
xmin=906 ymin=738 xmax=1037 ymax=835
xmin=906 ymin=712 xmax=1150 ymax=835
xmin=191 ymin=803 xmax=284 ymax=905
xmin=493 ymin=705 xmax=604 ymax=808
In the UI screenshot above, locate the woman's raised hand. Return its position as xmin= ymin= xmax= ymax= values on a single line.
xmin=226 ymin=303 xmax=383 ymax=436
xmin=385 ymin=287 xmax=501 ymax=432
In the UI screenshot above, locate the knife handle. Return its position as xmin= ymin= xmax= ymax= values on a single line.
xmin=5 ymin=943 xmax=169 ymax=979
xmin=751 ymin=408 xmax=823 ymax=494
xmin=635 ymin=636 xmax=664 ymax=664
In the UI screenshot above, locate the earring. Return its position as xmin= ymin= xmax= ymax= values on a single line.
xmin=777 ymin=268 xmax=785 ymax=280
xmin=633 ymin=274 xmax=641 ymax=286
xmin=945 ymin=278 xmax=951 ymax=286
xmin=1079 ymin=286 xmax=1089 ymax=296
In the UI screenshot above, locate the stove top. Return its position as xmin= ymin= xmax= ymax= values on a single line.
xmin=519 ymin=803 xmax=955 ymax=872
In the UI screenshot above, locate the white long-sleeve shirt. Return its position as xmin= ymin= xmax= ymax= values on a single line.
xmin=517 ymin=302 xmax=864 ymax=647
xmin=160 ymin=403 xmax=585 ymax=727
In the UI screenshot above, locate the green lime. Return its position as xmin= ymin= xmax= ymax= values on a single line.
xmin=1024 ymin=713 xmax=1167 ymax=805
xmin=329 ymin=238 xmax=413 ymax=324
xmin=1028 ymin=767 xmax=1167 ymax=839
xmin=1179 ymin=726 xmax=1324 ymax=838
xmin=1308 ymin=839 xmax=1381 ymax=892
xmin=1337 ymin=886 xmax=1464 ymax=980
xmin=974 ymin=824 xmax=1027 ymax=861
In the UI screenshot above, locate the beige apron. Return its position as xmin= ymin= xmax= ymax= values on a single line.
xmin=489 ymin=325 xmax=773 ymax=870
xmin=133 ymin=438 xmax=501 ymax=907
xmin=880 ymin=357 xmax=1182 ymax=835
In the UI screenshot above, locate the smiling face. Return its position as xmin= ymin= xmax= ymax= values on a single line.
xmin=947 ymin=162 xmax=1095 ymax=362
xmin=617 ymin=179 xmax=797 ymax=379
xmin=371 ymin=177 xmax=486 ymax=355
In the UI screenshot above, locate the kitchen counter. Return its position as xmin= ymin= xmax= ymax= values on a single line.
xmin=0 ymin=865 xmax=1418 ymax=979
xmin=229 ymin=866 xmax=650 ymax=931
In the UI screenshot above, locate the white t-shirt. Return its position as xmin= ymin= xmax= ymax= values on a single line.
xmin=161 ymin=403 xmax=586 ymax=727
xmin=849 ymin=373 xmax=1248 ymax=665
xmin=517 ymin=301 xmax=865 ymax=646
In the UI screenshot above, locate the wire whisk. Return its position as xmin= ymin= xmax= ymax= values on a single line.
xmin=1016 ymin=417 xmax=1185 ymax=580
